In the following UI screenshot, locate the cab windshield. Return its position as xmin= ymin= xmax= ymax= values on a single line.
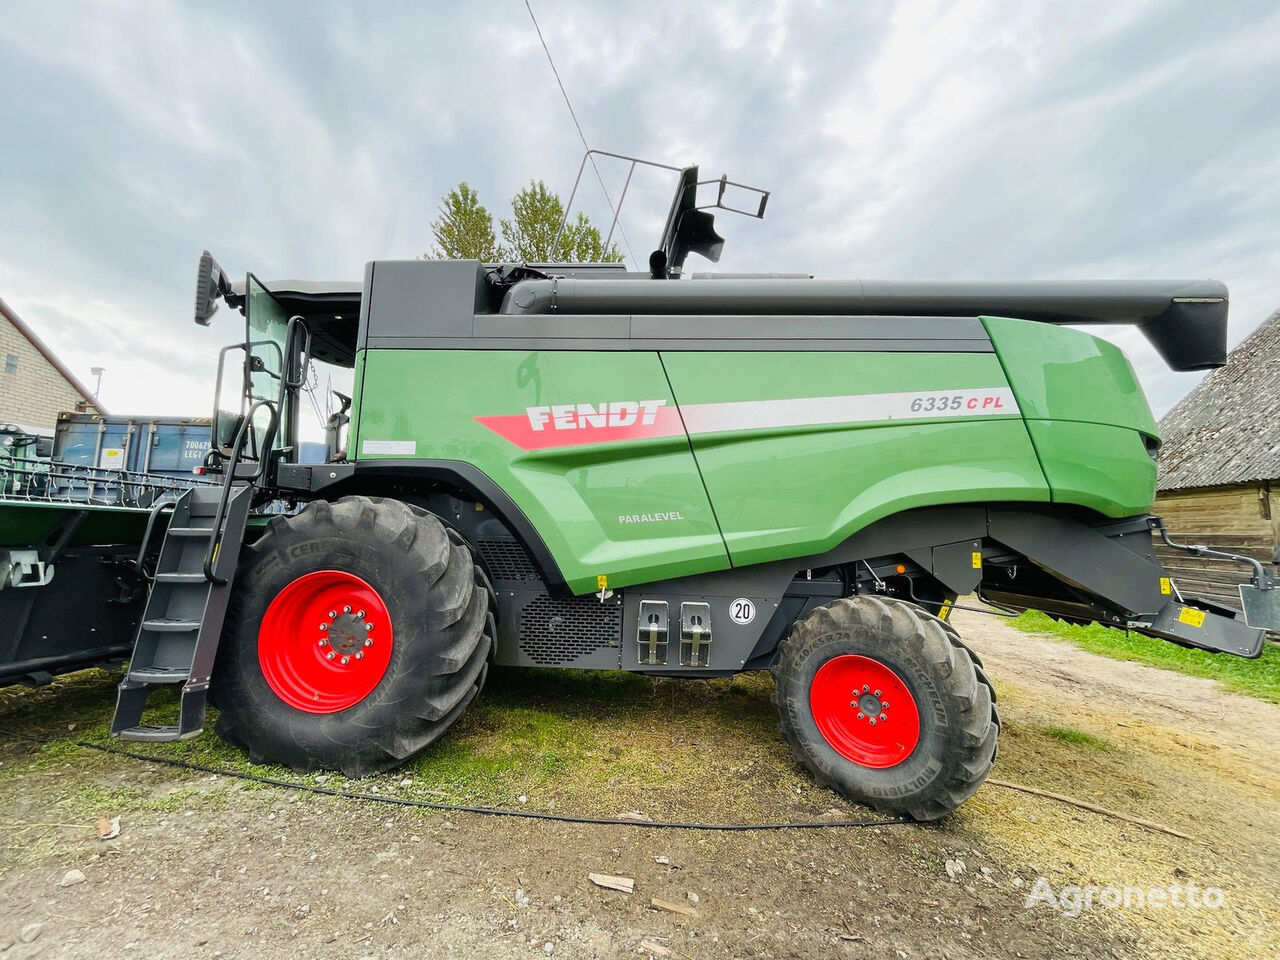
xmin=211 ymin=274 xmax=299 ymax=463
xmin=246 ymin=274 xmax=295 ymax=455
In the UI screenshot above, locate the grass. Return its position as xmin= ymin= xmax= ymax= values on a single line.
xmin=1 ymin=663 xmax=819 ymax=822
xmin=391 ymin=666 xmax=794 ymax=813
xmin=1040 ymin=724 xmax=1116 ymax=752
xmin=57 ymin=781 xmax=226 ymax=818
xmin=1011 ymin=609 xmax=1280 ymax=705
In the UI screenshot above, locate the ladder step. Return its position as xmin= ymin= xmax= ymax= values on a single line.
xmin=154 ymin=572 xmax=209 ymax=584
xmin=128 ymin=666 xmax=191 ymax=684
xmin=117 ymin=725 xmax=203 ymax=742
xmin=111 ymin=482 xmax=251 ymax=742
xmin=141 ymin=618 xmax=202 ymax=633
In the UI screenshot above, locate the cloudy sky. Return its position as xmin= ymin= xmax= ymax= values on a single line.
xmin=1 ymin=0 xmax=1278 ymax=430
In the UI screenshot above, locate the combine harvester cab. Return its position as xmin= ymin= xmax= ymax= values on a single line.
xmin=4 ymin=154 xmax=1275 ymax=820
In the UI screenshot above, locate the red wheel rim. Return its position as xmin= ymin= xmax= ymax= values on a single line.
xmin=810 ymin=655 xmax=920 ymax=768
xmin=258 ymin=570 xmax=394 ymax=713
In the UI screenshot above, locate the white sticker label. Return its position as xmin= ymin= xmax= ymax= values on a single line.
xmin=729 ymin=598 xmax=756 ymax=625
xmin=361 ymin=439 xmax=417 ymax=456
xmin=99 ymin=447 xmax=125 ymax=469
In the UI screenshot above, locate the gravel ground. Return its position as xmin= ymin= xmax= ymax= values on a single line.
xmin=1 ymin=608 xmax=1276 ymax=959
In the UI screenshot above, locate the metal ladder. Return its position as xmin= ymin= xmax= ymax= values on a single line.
xmin=111 ymin=318 xmax=301 ymax=741
xmin=109 ymin=483 xmax=254 ymax=741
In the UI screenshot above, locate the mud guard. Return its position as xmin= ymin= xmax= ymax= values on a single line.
xmin=1143 ymin=598 xmax=1265 ymax=658
xmin=986 ymin=510 xmax=1165 ymax=617
xmin=985 ymin=510 xmax=1266 ymax=657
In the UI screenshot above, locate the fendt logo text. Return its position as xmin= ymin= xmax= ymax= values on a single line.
xmin=527 ymin=400 xmax=667 ymax=431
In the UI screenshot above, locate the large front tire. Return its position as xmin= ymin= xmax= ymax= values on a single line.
xmin=772 ymin=596 xmax=998 ymax=821
xmin=213 ymin=496 xmax=494 ymax=777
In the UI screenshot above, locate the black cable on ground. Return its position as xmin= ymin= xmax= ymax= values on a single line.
xmin=0 ymin=728 xmax=908 ymax=832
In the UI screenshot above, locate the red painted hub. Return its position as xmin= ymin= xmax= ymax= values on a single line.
xmin=258 ymin=570 xmax=394 ymax=713
xmin=810 ymin=655 xmax=920 ymax=768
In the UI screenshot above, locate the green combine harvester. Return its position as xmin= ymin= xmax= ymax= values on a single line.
xmin=2 ymin=157 xmax=1276 ymax=820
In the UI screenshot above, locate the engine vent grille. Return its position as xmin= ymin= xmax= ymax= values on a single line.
xmin=477 ymin=538 xmax=540 ymax=582
xmin=518 ymin=595 xmax=621 ymax=666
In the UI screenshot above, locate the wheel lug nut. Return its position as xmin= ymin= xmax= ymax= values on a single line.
xmin=340 ymin=655 xmax=350 ymax=665
xmin=325 ymin=651 xmax=335 ymax=660
xmin=364 ymin=622 xmax=373 ymax=631
xmin=882 ymin=701 xmax=889 ymax=708
xmin=318 ymin=638 xmax=328 ymax=647
xmin=319 ymin=622 xmax=329 ymax=630
xmin=357 ymin=609 xmax=366 ymax=619
xmin=328 ymin=610 xmax=337 ymax=618
xmin=869 ymin=718 xmax=877 ymax=726
xmin=879 ymin=713 xmax=887 ymax=722
xmin=343 ymin=605 xmax=351 ymax=614
xmin=364 ymin=638 xmax=373 ymax=647
xmin=862 ymin=684 xmax=869 ymax=692
xmin=874 ymin=689 xmax=882 ymax=697
xmin=355 ymin=652 xmax=364 ymax=660
xmin=857 ymin=712 xmax=865 ymax=720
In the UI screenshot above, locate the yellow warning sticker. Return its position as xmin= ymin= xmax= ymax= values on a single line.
xmin=596 ymin=574 xmax=608 ymax=591
xmin=971 ymin=551 xmax=982 ymax=569
xmin=1159 ymin=577 xmax=1171 ymax=595
xmin=938 ymin=600 xmax=953 ymax=621
xmin=1178 ymin=607 xmax=1206 ymax=628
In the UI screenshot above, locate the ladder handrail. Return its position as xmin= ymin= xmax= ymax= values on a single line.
xmin=135 ymin=500 xmax=177 ymax=574
xmin=200 ymin=314 xmax=308 ymax=586
xmin=202 ymin=399 xmax=278 ymax=585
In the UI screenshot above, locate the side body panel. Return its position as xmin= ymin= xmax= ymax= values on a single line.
xmin=348 ymin=322 xmax=1163 ymax=594
xmin=350 ymin=349 xmax=728 ymax=593
xmin=983 ymin=315 xmax=1159 ymax=517
xmin=660 ymin=351 xmax=1049 ymax=567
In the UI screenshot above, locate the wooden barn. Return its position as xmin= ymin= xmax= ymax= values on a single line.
xmin=1154 ymin=309 xmax=1280 ymax=611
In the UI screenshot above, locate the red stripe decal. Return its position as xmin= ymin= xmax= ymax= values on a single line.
xmin=476 ymin=404 xmax=686 ymax=451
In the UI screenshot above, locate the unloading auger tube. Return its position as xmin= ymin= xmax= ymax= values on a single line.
xmin=497 ymin=276 xmax=1229 ymax=371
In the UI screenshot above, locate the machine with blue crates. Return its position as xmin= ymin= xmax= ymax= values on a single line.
xmin=52 ymin=412 xmax=210 ymax=479
xmin=0 ymin=413 xmax=219 ymax=684
xmin=49 ymin=413 xmax=211 ymax=505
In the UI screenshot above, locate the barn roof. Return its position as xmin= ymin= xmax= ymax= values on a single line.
xmin=1157 ymin=309 xmax=1280 ymax=491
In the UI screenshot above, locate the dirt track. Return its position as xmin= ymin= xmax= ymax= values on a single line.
xmin=1 ymin=611 xmax=1277 ymax=960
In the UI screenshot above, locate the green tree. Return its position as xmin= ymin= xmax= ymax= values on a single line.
xmin=553 ymin=210 xmax=626 ymax=263
xmin=428 ymin=182 xmax=505 ymax=260
xmin=501 ymin=180 xmax=623 ymax=263
xmin=426 ymin=179 xmax=624 ymax=264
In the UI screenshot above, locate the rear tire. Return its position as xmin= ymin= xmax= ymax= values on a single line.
xmin=213 ymin=496 xmax=494 ymax=777
xmin=771 ymin=596 xmax=998 ymax=821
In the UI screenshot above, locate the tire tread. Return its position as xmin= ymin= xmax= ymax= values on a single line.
xmin=771 ymin=595 xmax=999 ymax=821
xmin=214 ymin=496 xmax=496 ymax=778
